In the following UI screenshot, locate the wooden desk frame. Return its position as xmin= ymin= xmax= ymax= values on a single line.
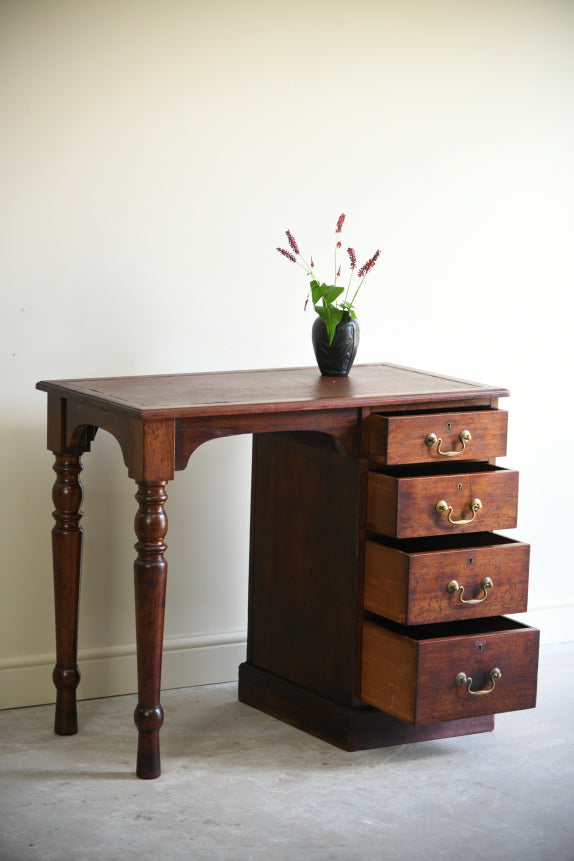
xmin=37 ymin=364 xmax=508 ymax=779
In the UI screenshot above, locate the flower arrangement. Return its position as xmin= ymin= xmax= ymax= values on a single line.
xmin=277 ymin=213 xmax=381 ymax=345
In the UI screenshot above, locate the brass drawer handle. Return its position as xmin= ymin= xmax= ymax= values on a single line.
xmin=455 ymin=667 xmax=501 ymax=696
xmin=425 ymin=429 xmax=471 ymax=456
xmin=447 ymin=576 xmax=493 ymax=604
xmin=435 ymin=498 xmax=482 ymax=525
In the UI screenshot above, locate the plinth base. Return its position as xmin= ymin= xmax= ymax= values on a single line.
xmin=238 ymin=662 xmax=495 ymax=751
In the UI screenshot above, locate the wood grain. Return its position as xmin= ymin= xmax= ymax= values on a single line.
xmin=247 ymin=433 xmax=361 ymax=705
xmin=37 ymin=363 xmax=509 ymax=420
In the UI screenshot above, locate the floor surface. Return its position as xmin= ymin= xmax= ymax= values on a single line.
xmin=1 ymin=644 xmax=573 ymax=861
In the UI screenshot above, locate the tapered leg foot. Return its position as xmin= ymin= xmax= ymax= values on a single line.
xmin=134 ymin=705 xmax=164 ymax=779
xmin=133 ymin=481 xmax=168 ymax=779
xmin=53 ymin=664 xmax=81 ymax=734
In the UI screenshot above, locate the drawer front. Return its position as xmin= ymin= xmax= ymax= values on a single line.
xmin=361 ymin=617 xmax=539 ymax=725
xmin=367 ymin=466 xmax=519 ymax=539
xmin=369 ymin=409 xmax=508 ymax=465
xmin=364 ymin=535 xmax=530 ymax=624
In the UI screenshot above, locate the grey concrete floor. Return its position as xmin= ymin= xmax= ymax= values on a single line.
xmin=1 ymin=644 xmax=573 ymax=861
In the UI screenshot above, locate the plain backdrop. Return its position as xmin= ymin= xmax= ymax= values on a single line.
xmin=1 ymin=0 xmax=573 ymax=707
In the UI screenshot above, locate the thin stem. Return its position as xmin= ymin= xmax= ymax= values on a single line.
xmin=344 ymin=271 xmax=354 ymax=306
xmin=348 ymin=275 xmax=367 ymax=309
xmin=294 ymin=255 xmax=314 ymax=279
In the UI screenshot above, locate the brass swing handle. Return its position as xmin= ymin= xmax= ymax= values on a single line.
xmin=447 ymin=576 xmax=493 ymax=605
xmin=425 ymin=429 xmax=471 ymax=456
xmin=436 ymin=498 xmax=482 ymax=525
xmin=455 ymin=667 xmax=501 ymax=696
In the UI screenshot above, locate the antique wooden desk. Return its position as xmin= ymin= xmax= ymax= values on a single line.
xmin=37 ymin=364 xmax=538 ymax=779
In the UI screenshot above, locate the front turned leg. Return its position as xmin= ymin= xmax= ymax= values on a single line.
xmin=51 ymin=453 xmax=84 ymax=735
xmin=133 ymin=481 xmax=168 ymax=779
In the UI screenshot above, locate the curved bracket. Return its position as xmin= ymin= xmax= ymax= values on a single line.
xmin=174 ymin=408 xmax=361 ymax=472
xmin=50 ymin=394 xmax=175 ymax=482
xmin=68 ymin=423 xmax=98 ymax=451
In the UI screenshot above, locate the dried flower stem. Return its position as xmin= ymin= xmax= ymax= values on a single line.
xmin=348 ymin=250 xmax=380 ymax=307
xmin=334 ymin=214 xmax=345 ymax=284
xmin=276 ymin=215 xmax=380 ymax=336
xmin=343 ymin=247 xmax=357 ymax=304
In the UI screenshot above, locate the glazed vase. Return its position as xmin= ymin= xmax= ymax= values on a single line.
xmin=311 ymin=313 xmax=360 ymax=376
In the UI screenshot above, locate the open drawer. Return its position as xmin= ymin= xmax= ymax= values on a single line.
xmin=361 ymin=616 xmax=539 ymax=725
xmin=367 ymin=463 xmax=519 ymax=539
xmin=364 ymin=533 xmax=530 ymax=624
xmin=369 ymin=408 xmax=508 ymax=465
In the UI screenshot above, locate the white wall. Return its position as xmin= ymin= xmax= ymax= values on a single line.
xmin=1 ymin=0 xmax=572 ymax=708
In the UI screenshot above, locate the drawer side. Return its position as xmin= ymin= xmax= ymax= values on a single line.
xmin=366 ymin=472 xmax=398 ymax=536
xmin=361 ymin=620 xmax=419 ymax=723
xmin=364 ymin=541 xmax=410 ymax=624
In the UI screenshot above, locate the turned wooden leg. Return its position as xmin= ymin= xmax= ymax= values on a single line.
xmin=51 ymin=453 xmax=84 ymax=735
xmin=133 ymin=481 xmax=168 ymax=779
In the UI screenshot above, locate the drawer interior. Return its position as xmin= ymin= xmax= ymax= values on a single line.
xmin=366 ymin=531 xmax=522 ymax=553
xmin=372 ymin=405 xmax=497 ymax=417
xmin=364 ymin=614 xmax=532 ymax=643
xmin=370 ymin=462 xmax=506 ymax=478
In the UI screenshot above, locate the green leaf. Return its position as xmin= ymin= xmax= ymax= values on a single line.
xmin=314 ymin=304 xmax=344 ymax=345
xmin=321 ymin=285 xmax=345 ymax=305
xmin=310 ymin=281 xmax=344 ymax=308
xmin=310 ymin=280 xmax=325 ymax=304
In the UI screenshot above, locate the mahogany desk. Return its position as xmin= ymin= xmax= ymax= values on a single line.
xmin=37 ymin=364 xmax=537 ymax=779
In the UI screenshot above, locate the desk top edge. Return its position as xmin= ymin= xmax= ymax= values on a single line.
xmin=36 ymin=363 xmax=509 ymax=418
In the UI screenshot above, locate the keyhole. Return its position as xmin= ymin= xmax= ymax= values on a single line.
xmin=478 ymin=643 xmax=484 ymax=653
xmin=468 ymin=557 xmax=473 ymax=566
xmin=446 ymin=422 xmax=452 ymax=430
xmin=458 ymin=483 xmax=463 ymax=492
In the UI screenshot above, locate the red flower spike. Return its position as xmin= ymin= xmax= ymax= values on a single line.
xmin=286 ymin=230 xmax=300 ymax=255
xmin=277 ymin=247 xmax=297 ymax=263
xmin=347 ymin=247 xmax=356 ymax=269
xmin=358 ymin=249 xmax=380 ymax=278
xmin=337 ymin=266 xmax=341 ymax=277
xmin=311 ymin=257 xmax=314 ymax=267
xmin=337 ymin=241 xmax=341 ymax=249
xmin=336 ymin=213 xmax=345 ymax=233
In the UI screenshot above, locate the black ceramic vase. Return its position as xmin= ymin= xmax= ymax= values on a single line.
xmin=312 ymin=313 xmax=360 ymax=376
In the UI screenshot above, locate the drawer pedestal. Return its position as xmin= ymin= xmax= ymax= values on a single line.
xmin=241 ymin=397 xmax=537 ymax=752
